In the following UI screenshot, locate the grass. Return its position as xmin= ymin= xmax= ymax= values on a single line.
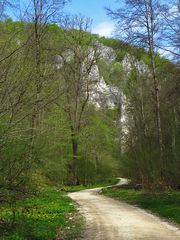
xmin=0 ymin=177 xmax=118 ymax=239
xmin=0 ymin=187 xmax=83 ymax=240
xmin=102 ymin=187 xmax=180 ymax=224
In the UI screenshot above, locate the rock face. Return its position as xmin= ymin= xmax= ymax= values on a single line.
xmin=54 ymin=42 xmax=122 ymax=109
xmin=89 ymin=76 xmax=122 ymax=108
xmin=89 ymin=47 xmax=149 ymax=109
xmin=95 ymin=41 xmax=117 ymax=63
xmin=122 ymin=53 xmax=149 ymax=75
xmin=54 ymin=41 xmax=150 ymax=139
xmin=89 ymin=42 xmax=122 ymax=109
xmin=54 ymin=42 xmax=149 ymax=111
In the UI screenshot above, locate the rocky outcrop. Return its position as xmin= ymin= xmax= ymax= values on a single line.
xmin=122 ymin=54 xmax=149 ymax=75
xmin=54 ymin=43 xmax=149 ymax=111
xmin=89 ymin=76 xmax=122 ymax=108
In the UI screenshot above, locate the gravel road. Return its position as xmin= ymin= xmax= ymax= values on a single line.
xmin=68 ymin=178 xmax=180 ymax=240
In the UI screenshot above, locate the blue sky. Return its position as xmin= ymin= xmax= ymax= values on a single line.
xmin=10 ymin=0 xmax=171 ymax=38
xmin=64 ymin=0 xmax=118 ymax=37
xmin=9 ymin=0 xmax=118 ymax=37
xmin=63 ymin=0 xmax=171 ymax=37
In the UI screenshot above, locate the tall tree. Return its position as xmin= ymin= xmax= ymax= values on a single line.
xmin=56 ymin=15 xmax=99 ymax=184
xmin=29 ymin=0 xmax=69 ymax=152
xmin=106 ymin=0 xmax=168 ymax=178
xmin=161 ymin=0 xmax=180 ymax=60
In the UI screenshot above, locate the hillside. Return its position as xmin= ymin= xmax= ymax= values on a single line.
xmin=0 ymin=14 xmax=180 ymax=239
xmin=0 ymin=17 xmax=179 ymax=188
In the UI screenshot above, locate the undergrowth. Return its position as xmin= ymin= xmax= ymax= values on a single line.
xmin=0 ymin=187 xmax=83 ymax=240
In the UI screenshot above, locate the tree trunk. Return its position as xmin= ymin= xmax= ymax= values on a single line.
xmin=70 ymin=137 xmax=79 ymax=185
xmin=172 ymin=107 xmax=177 ymax=161
xmin=149 ymin=0 xmax=164 ymax=178
xmin=151 ymin=50 xmax=164 ymax=176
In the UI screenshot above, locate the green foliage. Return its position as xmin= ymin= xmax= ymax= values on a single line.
xmin=114 ymin=41 xmax=180 ymax=188
xmin=77 ymin=107 xmax=120 ymax=184
xmin=0 ymin=13 xmax=123 ymax=240
xmin=0 ymin=187 xmax=83 ymax=240
xmin=36 ymin=106 xmax=72 ymax=184
xmin=0 ymin=15 xmax=179 ymax=239
xmin=98 ymin=36 xmax=126 ymax=51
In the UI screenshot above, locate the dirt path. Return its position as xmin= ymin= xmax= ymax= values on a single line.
xmin=68 ymin=179 xmax=180 ymax=240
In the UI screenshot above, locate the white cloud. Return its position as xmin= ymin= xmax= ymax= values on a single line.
xmin=92 ymin=22 xmax=115 ymax=37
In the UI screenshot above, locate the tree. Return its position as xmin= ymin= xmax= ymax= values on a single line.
xmin=26 ymin=0 xmax=69 ymax=155
xmin=106 ymin=0 xmax=168 ymax=180
xmin=161 ymin=0 xmax=180 ymax=60
xmin=0 ymin=20 xmax=35 ymax=203
xmin=0 ymin=0 xmax=70 ymax=204
xmin=55 ymin=15 xmax=100 ymax=184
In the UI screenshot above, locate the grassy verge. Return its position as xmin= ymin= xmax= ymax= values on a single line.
xmin=102 ymin=187 xmax=180 ymax=224
xmin=0 ymin=187 xmax=83 ymax=240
